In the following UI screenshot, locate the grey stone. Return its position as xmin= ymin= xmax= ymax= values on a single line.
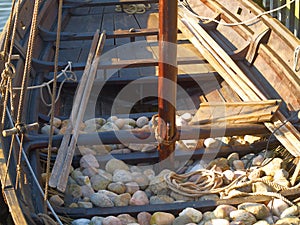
xmin=136 ymin=116 xmax=149 ymax=128
xmin=229 ymin=210 xmax=257 ymax=225
xmin=280 ymin=206 xmax=299 ymax=218
xmin=137 ymin=212 xmax=151 ymax=225
xmin=172 ymin=215 xmax=193 ymax=225
xmin=238 ymin=202 xmax=270 ymax=220
xmin=90 ymin=174 xmax=111 ymax=191
xmin=107 ymin=182 xmax=126 ymax=194
xmin=49 ymin=195 xmax=64 ymax=207
xmin=125 ymin=182 xmax=140 ymax=194
xmin=150 ymin=212 xmax=175 ymax=225
xmin=179 ymin=207 xmax=203 ymax=223
xmin=77 ymin=201 xmax=93 ymax=208
xmin=90 ymin=193 xmax=114 ymax=207
xmin=90 ymin=216 xmax=104 ymax=225
xmin=129 ymin=190 xmax=149 ymax=206
xmin=71 ymin=218 xmax=90 ymax=225
xmin=149 ymin=195 xmax=174 ymax=204
xmin=80 ymin=154 xmax=99 ymax=168
xmin=105 ymin=158 xmax=129 ymax=174
xmin=81 ymin=184 xmax=95 ymax=198
xmin=113 ymin=169 xmax=133 ymax=183
xmin=117 ymin=214 xmax=137 ymax=224
xmin=102 ymin=216 xmax=122 ymax=225
xmin=275 ymin=217 xmax=300 ymax=225
xmin=113 ymin=193 xmax=131 ymax=207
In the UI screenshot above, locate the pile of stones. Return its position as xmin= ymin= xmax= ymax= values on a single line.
xmin=70 ymin=202 xmax=300 ymax=225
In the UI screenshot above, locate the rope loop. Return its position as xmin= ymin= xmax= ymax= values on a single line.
xmin=294 ymin=45 xmax=300 ymax=72
xmin=151 ymin=114 xmax=178 ymax=145
xmin=2 ymin=62 xmax=16 ymax=79
xmin=61 ymin=62 xmax=77 ymax=82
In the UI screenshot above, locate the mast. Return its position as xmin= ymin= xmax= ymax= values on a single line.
xmin=158 ymin=0 xmax=178 ymax=169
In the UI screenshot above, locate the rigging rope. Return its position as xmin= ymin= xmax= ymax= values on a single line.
xmin=1 ymin=0 xmax=17 ymax=62
xmin=4 ymin=106 xmax=63 ymax=225
xmin=0 ymin=0 xmax=20 ymax=128
xmin=44 ymin=0 xmax=64 ymax=207
xmin=178 ymin=0 xmax=296 ymax=27
xmin=15 ymin=0 xmax=40 ymax=125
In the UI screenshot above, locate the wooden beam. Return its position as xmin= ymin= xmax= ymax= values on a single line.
xmin=49 ymin=30 xmax=102 ymax=189
xmin=63 ymin=0 xmax=158 ymax=8
xmin=31 ymin=56 xmax=207 ymax=72
xmin=39 ymin=27 xmax=159 ymax=42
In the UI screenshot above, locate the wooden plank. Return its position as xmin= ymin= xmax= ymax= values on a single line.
xmin=63 ymin=0 xmax=158 ymax=8
xmin=57 ymin=32 xmax=106 ymax=192
xmin=191 ymin=100 xmax=281 ymax=125
xmin=0 ymin=145 xmax=27 ymax=225
xmin=49 ymin=30 xmax=101 ymax=188
xmin=113 ymin=13 xmax=141 ymax=78
xmin=178 ymin=9 xmax=300 ymax=157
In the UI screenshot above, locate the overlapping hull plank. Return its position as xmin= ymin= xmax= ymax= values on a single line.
xmin=0 ymin=0 xmax=300 ymax=224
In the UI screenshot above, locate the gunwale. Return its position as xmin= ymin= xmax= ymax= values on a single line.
xmin=0 ymin=0 xmax=300 ymax=224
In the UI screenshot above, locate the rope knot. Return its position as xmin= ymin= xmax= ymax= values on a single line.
xmin=1 ymin=62 xmax=16 ymax=80
xmin=151 ymin=114 xmax=178 ymax=145
xmin=15 ymin=123 xmax=26 ymax=134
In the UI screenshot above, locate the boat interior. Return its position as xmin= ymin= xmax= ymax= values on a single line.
xmin=0 ymin=0 xmax=300 ymax=224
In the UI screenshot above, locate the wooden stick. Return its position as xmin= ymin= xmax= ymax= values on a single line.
xmin=56 ymin=32 xmax=106 ymax=192
xmin=49 ymin=30 xmax=100 ymax=188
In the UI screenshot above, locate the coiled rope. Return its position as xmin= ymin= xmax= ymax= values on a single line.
xmin=165 ymin=169 xmax=300 ymax=206
xmin=115 ymin=4 xmax=151 ymax=14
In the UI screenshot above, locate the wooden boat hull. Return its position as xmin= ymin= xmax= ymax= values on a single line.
xmin=0 ymin=0 xmax=299 ymax=224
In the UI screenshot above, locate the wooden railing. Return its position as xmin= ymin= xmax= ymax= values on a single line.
xmin=261 ymin=0 xmax=299 ymax=38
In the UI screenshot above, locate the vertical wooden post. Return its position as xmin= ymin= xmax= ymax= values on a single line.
xmin=158 ymin=0 xmax=178 ymax=168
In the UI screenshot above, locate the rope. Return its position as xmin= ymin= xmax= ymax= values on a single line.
xmin=178 ymin=0 xmax=296 ymax=27
xmin=44 ymin=0 xmax=63 ymax=207
xmin=165 ymin=168 xmax=300 ymax=206
xmin=1 ymin=0 xmax=17 ymax=62
xmin=222 ymin=191 xmax=295 ymax=206
xmin=165 ymin=168 xmax=247 ymax=197
xmin=151 ymin=114 xmax=178 ymax=145
xmin=15 ymin=0 xmax=40 ymax=125
xmin=4 ymin=105 xmax=63 ymax=225
xmin=0 ymin=0 xmax=21 ymax=128
xmin=115 ymin=4 xmax=151 ymax=14
xmin=11 ymin=62 xmax=77 ymax=114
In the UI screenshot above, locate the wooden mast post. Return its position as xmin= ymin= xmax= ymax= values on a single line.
xmin=158 ymin=0 xmax=178 ymax=169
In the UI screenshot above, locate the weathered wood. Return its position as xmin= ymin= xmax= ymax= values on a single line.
xmin=39 ymin=26 xmax=159 ymax=42
xmin=56 ymin=32 xmax=106 ymax=192
xmin=63 ymin=0 xmax=158 ymax=8
xmin=31 ymin=56 xmax=207 ymax=72
xmin=191 ymin=100 xmax=281 ymax=125
xmin=49 ymin=30 xmax=100 ymax=188
xmin=178 ymin=8 xmax=300 ymax=157
xmin=0 ymin=145 xmax=28 ymax=225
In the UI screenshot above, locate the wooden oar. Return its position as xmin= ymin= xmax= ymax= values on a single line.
xmin=49 ymin=30 xmax=100 ymax=188
xmin=56 ymin=32 xmax=106 ymax=192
